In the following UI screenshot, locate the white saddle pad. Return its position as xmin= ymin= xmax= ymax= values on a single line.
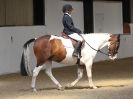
xmin=50 ymin=35 xmax=74 ymax=48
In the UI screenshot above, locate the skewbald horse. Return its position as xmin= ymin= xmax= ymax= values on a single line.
xmin=21 ymin=33 xmax=120 ymax=92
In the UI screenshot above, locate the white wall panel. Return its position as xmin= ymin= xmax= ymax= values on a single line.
xmin=93 ymin=1 xmax=123 ymax=34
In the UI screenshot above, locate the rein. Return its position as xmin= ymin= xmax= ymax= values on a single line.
xmin=80 ymin=34 xmax=110 ymax=56
xmin=85 ymin=40 xmax=110 ymax=56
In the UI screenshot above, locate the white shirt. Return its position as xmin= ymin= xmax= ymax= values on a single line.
xmin=65 ymin=13 xmax=71 ymax=17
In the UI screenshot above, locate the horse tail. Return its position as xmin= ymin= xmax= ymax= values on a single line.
xmin=20 ymin=38 xmax=36 ymax=76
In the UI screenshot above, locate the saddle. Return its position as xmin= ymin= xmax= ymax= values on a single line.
xmin=61 ymin=32 xmax=78 ymax=47
xmin=61 ymin=32 xmax=85 ymax=47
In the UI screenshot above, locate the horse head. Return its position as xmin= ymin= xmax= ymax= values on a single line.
xmin=108 ymin=34 xmax=120 ymax=60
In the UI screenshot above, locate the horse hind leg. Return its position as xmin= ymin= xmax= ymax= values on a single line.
xmin=67 ymin=66 xmax=84 ymax=87
xmin=31 ymin=65 xmax=43 ymax=92
xmin=45 ymin=61 xmax=63 ymax=90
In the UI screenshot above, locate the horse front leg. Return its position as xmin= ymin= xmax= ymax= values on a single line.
xmin=68 ymin=66 xmax=84 ymax=87
xmin=45 ymin=61 xmax=63 ymax=90
xmin=85 ymin=59 xmax=97 ymax=89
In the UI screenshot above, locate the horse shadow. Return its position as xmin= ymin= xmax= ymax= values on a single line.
xmin=38 ymin=84 xmax=126 ymax=91
xmin=21 ymin=84 xmax=126 ymax=92
xmin=65 ymin=85 xmax=126 ymax=90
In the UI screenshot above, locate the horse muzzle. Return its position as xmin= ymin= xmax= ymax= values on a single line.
xmin=109 ymin=54 xmax=117 ymax=60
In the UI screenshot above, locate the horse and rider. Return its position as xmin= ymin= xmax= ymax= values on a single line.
xmin=20 ymin=4 xmax=120 ymax=92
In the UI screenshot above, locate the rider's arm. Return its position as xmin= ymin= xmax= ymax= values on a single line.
xmin=64 ymin=16 xmax=82 ymax=34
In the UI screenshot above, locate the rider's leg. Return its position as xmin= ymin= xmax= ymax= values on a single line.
xmin=68 ymin=33 xmax=83 ymax=57
xmin=73 ymin=41 xmax=82 ymax=57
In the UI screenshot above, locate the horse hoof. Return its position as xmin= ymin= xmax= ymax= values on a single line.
xmin=66 ymin=83 xmax=74 ymax=88
xmin=90 ymin=86 xmax=97 ymax=89
xmin=32 ymin=88 xmax=37 ymax=92
xmin=58 ymin=87 xmax=64 ymax=91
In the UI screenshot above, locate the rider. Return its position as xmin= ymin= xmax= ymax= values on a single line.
xmin=62 ymin=4 xmax=83 ymax=58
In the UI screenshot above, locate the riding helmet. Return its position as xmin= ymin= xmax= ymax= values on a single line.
xmin=62 ymin=4 xmax=73 ymax=13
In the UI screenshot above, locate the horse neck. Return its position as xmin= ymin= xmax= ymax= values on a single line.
xmin=82 ymin=33 xmax=110 ymax=50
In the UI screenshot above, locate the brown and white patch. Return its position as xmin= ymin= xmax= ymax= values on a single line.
xmin=49 ymin=35 xmax=77 ymax=64
xmin=49 ymin=39 xmax=67 ymax=62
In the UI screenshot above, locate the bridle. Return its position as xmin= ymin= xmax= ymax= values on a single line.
xmin=108 ymin=41 xmax=119 ymax=57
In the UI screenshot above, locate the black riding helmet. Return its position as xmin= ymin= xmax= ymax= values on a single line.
xmin=62 ymin=4 xmax=73 ymax=13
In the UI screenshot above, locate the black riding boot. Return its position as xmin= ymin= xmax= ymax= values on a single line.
xmin=73 ymin=41 xmax=82 ymax=58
